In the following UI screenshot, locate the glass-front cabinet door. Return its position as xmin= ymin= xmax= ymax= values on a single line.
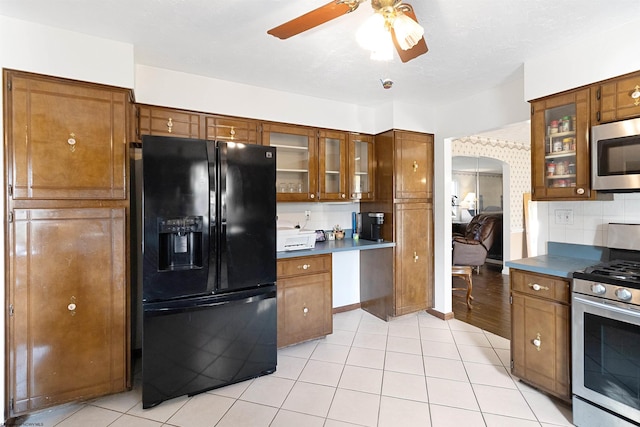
xmin=531 ymin=88 xmax=593 ymax=200
xmin=318 ymin=130 xmax=348 ymax=201
xmin=348 ymin=133 xmax=375 ymax=200
xmin=262 ymin=123 xmax=317 ymax=202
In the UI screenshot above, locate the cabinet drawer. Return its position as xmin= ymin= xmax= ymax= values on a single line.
xmin=510 ymin=269 xmax=570 ymax=303
xmin=277 ymin=254 xmax=331 ymax=278
xmin=138 ymin=106 xmax=202 ymax=138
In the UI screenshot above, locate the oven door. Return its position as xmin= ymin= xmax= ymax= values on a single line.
xmin=572 ymin=293 xmax=640 ymax=425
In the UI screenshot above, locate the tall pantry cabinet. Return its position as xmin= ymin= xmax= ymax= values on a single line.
xmin=362 ymin=130 xmax=434 ymax=319
xmin=4 ymin=70 xmax=131 ymax=416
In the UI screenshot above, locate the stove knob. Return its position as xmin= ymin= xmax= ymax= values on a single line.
xmin=591 ymin=283 xmax=606 ymax=295
xmin=615 ymin=288 xmax=633 ymax=301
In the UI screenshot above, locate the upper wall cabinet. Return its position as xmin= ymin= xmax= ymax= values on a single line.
xmin=348 ymin=133 xmax=375 ymax=201
xmin=318 ymin=129 xmax=349 ymax=201
xmin=205 ymin=115 xmax=260 ymax=145
xmin=531 ymin=88 xmax=595 ymax=201
xmin=394 ymin=131 xmax=433 ymax=200
xmin=263 ymin=123 xmax=318 ymax=202
xmin=591 ymin=70 xmax=640 ymax=125
xmin=137 ymin=105 xmax=203 ymax=140
xmin=7 ymin=71 xmax=130 ymax=200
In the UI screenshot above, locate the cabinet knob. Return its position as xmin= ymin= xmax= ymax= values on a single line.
xmin=303 ymin=306 xmax=309 ymax=316
xmin=528 ymin=283 xmax=549 ymax=291
xmin=576 ymin=188 xmax=585 ymax=195
xmin=67 ymin=133 xmax=77 ymax=152
xmin=532 ymin=333 xmax=541 ymax=351
xmin=413 ymin=161 xmax=419 ymax=172
xmin=229 ymin=126 xmax=236 ymax=140
xmin=298 ymin=264 xmax=311 ymax=270
xmin=167 ymin=117 xmax=173 ymax=133
xmin=68 ymin=296 xmax=77 ymax=316
xmin=631 ymin=85 xmax=640 ymax=106
xmin=341 ymin=193 xmax=346 ymax=199
xmin=310 ymin=193 xmax=315 ymax=199
xmin=413 ymin=251 xmax=419 ymax=262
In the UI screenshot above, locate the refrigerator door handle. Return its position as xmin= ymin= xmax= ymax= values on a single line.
xmin=144 ymin=287 xmax=276 ymax=316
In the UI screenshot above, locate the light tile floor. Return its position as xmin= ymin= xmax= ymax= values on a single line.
xmin=17 ymin=309 xmax=575 ymax=427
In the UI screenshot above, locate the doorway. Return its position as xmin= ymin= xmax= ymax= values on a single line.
xmin=452 ymin=156 xmax=504 ymax=263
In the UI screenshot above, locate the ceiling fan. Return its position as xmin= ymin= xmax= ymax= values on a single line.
xmin=267 ymin=0 xmax=428 ymax=63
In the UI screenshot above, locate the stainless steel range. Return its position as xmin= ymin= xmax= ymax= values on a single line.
xmin=572 ymin=223 xmax=640 ymax=427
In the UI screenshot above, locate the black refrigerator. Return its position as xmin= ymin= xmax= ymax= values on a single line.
xmin=136 ymin=135 xmax=277 ymax=409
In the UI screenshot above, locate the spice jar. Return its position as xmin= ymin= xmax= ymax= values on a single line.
xmin=550 ymin=120 xmax=559 ymax=134
xmin=561 ymin=116 xmax=571 ymax=132
xmin=563 ymin=137 xmax=572 ymax=151
xmin=553 ymin=140 xmax=563 ymax=152
xmin=547 ymin=161 xmax=555 ymax=176
xmin=556 ymin=161 xmax=565 ymax=175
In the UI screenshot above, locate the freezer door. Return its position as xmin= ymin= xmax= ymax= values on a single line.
xmin=142 ymin=286 xmax=277 ymax=408
xmin=215 ymin=141 xmax=277 ymax=291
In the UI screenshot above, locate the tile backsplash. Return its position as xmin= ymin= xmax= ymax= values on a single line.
xmin=536 ymin=192 xmax=640 ymax=254
xmin=277 ymin=202 xmax=360 ymax=232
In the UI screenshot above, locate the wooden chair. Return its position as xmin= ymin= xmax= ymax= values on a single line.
xmin=452 ymin=265 xmax=474 ymax=309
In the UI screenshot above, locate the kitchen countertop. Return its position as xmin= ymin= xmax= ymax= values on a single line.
xmin=277 ymin=238 xmax=395 ymax=259
xmin=506 ymin=242 xmax=607 ymax=278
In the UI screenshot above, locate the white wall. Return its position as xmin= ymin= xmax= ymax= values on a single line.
xmin=135 ymin=65 xmax=378 ymax=133
xmin=525 ymin=20 xmax=640 ymax=101
xmin=0 ymin=16 xmax=134 ymax=88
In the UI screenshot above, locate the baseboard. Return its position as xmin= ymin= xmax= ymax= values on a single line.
xmin=426 ymin=308 xmax=455 ymax=320
xmin=333 ymin=303 xmax=361 ymax=314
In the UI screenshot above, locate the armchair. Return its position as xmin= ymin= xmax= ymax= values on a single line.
xmin=452 ymin=213 xmax=502 ymax=270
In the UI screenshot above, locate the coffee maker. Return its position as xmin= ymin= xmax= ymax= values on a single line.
xmin=360 ymin=212 xmax=384 ymax=242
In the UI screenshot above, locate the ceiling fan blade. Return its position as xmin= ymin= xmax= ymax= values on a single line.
xmin=268 ymin=1 xmax=356 ymax=40
xmin=391 ymin=7 xmax=428 ymax=63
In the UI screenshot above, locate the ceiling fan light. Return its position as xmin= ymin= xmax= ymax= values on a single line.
xmin=370 ymin=36 xmax=394 ymax=61
xmin=356 ymin=13 xmax=387 ymax=51
xmin=393 ymin=13 xmax=424 ymax=50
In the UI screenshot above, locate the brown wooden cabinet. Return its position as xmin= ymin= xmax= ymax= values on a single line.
xmin=362 ymin=130 xmax=434 ymax=319
xmin=263 ymin=123 xmax=319 ymax=202
xmin=8 ymin=74 xmax=129 ymax=200
xmin=8 ymin=208 xmax=128 ymax=415
xmin=530 ymin=88 xmax=595 ymax=200
xmin=592 ymin=70 xmax=640 ymax=124
xmin=205 ymin=115 xmax=260 ymax=144
xmin=348 ymin=133 xmax=375 ymax=201
xmin=4 ymin=70 xmax=130 ymax=417
xmin=394 ymin=202 xmax=432 ymax=315
xmin=318 ymin=129 xmax=349 ymax=201
xmin=276 ymin=254 xmax=332 ymax=347
xmin=394 ymin=131 xmax=433 ymax=200
xmin=137 ymin=104 xmax=204 ymax=140
xmin=510 ymin=269 xmax=571 ymax=401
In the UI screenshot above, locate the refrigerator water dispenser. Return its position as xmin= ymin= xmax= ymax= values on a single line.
xmin=157 ymin=216 xmax=204 ymax=270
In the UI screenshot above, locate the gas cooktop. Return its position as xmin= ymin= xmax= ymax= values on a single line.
xmin=573 ymin=259 xmax=640 ymax=289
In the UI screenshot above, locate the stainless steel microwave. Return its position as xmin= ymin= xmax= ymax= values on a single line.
xmin=591 ymin=117 xmax=640 ymax=191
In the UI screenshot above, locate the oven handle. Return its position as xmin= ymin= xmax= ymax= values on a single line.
xmin=573 ymin=294 xmax=640 ymax=318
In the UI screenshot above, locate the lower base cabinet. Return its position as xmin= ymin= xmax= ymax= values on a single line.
xmin=8 ymin=208 xmax=128 ymax=416
xmin=276 ymin=254 xmax=332 ymax=347
xmin=510 ymin=269 xmax=571 ymax=401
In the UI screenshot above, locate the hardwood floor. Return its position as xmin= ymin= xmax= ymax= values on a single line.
xmin=452 ymin=262 xmax=511 ymax=339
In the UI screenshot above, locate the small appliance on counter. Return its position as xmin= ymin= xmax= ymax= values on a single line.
xmin=276 ymin=227 xmax=316 ymax=252
xmin=361 ymin=212 xmax=384 ymax=242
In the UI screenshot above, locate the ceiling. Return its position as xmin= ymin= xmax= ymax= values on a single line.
xmin=2 ymin=0 xmax=639 ymax=143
